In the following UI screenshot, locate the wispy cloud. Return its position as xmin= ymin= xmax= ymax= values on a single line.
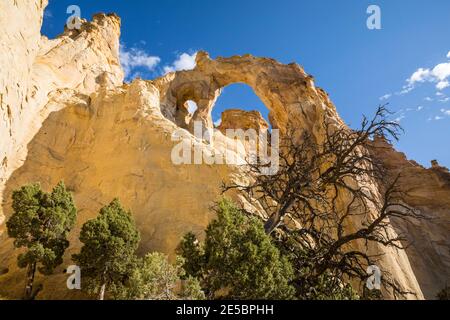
xmin=44 ymin=9 xmax=53 ymax=19
xmin=394 ymin=114 xmax=406 ymax=123
xmin=391 ymin=105 xmax=426 ymax=123
xmin=435 ymin=92 xmax=450 ymax=103
xmin=379 ymin=93 xmax=392 ymax=101
xmin=398 ymin=86 xmax=414 ymax=95
xmin=427 ymin=108 xmax=450 ymax=121
xmin=120 ymin=44 xmax=161 ymax=81
xmin=163 ymin=52 xmax=197 ymax=74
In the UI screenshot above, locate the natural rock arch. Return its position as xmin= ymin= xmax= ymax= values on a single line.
xmin=155 ymin=51 xmax=344 ymax=140
xmin=0 ymin=1 xmax=445 ymax=299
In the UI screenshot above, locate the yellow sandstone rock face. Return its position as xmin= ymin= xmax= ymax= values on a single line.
xmin=369 ymin=137 xmax=450 ymax=299
xmin=217 ymin=109 xmax=269 ymax=133
xmin=0 ymin=1 xmax=123 ymax=227
xmin=0 ymin=2 xmax=448 ymax=300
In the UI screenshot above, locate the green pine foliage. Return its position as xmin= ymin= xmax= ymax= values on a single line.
xmin=301 ymin=273 xmax=359 ymax=300
xmin=178 ymin=198 xmax=295 ymax=300
xmin=180 ymin=276 xmax=206 ymax=300
xmin=6 ymin=182 xmax=77 ymax=299
xmin=177 ymin=232 xmax=204 ymax=279
xmin=72 ymin=198 xmax=140 ymax=300
xmin=6 ymin=182 xmax=362 ymax=301
xmin=114 ymin=252 xmax=204 ymax=300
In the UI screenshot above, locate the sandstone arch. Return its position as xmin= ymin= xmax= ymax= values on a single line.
xmin=1 ymin=2 xmax=448 ymax=300
xmin=156 ymin=51 xmax=344 ymax=140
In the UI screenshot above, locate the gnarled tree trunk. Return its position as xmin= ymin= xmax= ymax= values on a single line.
xmin=23 ymin=262 xmax=36 ymax=300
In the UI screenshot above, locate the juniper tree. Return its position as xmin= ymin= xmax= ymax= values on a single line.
xmin=114 ymin=252 xmax=205 ymax=300
xmin=178 ymin=198 xmax=295 ymax=300
xmin=72 ymin=199 xmax=140 ymax=300
xmin=6 ymin=182 xmax=77 ymax=300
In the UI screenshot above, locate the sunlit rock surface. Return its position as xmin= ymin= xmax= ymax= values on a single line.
xmin=0 ymin=2 xmax=448 ymax=300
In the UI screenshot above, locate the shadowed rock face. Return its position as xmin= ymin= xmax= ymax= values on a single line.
xmin=370 ymin=137 xmax=450 ymax=299
xmin=0 ymin=2 xmax=448 ymax=300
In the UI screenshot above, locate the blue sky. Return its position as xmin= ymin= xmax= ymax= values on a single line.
xmin=41 ymin=0 xmax=450 ymax=168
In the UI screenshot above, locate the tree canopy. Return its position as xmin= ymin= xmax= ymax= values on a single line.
xmin=72 ymin=198 xmax=140 ymax=300
xmin=178 ymin=198 xmax=295 ymax=300
xmin=7 ymin=182 xmax=77 ymax=299
xmin=114 ymin=252 xmax=204 ymax=300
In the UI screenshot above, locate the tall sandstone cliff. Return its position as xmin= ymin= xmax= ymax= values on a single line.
xmin=0 ymin=2 xmax=448 ymax=299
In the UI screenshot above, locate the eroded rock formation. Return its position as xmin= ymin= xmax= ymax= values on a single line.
xmin=0 ymin=2 xmax=448 ymax=299
xmin=370 ymin=137 xmax=450 ymax=299
xmin=0 ymin=0 xmax=123 ymax=227
xmin=217 ymin=109 xmax=269 ymax=133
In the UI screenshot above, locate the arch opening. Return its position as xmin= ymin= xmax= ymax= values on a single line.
xmin=210 ymin=83 xmax=271 ymax=130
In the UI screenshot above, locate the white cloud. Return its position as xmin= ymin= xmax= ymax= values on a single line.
xmin=435 ymin=116 xmax=444 ymax=120
xmin=432 ymin=62 xmax=450 ymax=81
xmin=397 ymin=85 xmax=414 ymax=95
xmin=394 ymin=115 xmax=405 ymax=123
xmin=437 ymin=80 xmax=450 ymax=90
xmin=120 ymin=44 xmax=161 ymax=80
xmin=417 ymin=106 xmax=424 ymax=111
xmin=379 ymin=93 xmax=392 ymax=101
xmin=441 ymin=109 xmax=450 ymax=116
xmin=447 ymin=51 xmax=450 ymax=59
xmin=424 ymin=97 xmax=433 ymax=102
xmin=407 ymin=68 xmax=432 ymax=86
xmin=436 ymin=92 xmax=444 ymax=96
xmin=163 ymin=52 xmax=197 ymax=74
xmin=392 ymin=110 xmax=406 ymax=123
xmin=403 ymin=56 xmax=450 ymax=93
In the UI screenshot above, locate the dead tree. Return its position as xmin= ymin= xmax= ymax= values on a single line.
xmin=224 ymin=105 xmax=426 ymax=298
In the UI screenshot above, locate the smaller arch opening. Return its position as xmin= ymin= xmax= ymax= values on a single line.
xmin=174 ymin=99 xmax=199 ymax=129
xmin=186 ymin=100 xmax=198 ymax=114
